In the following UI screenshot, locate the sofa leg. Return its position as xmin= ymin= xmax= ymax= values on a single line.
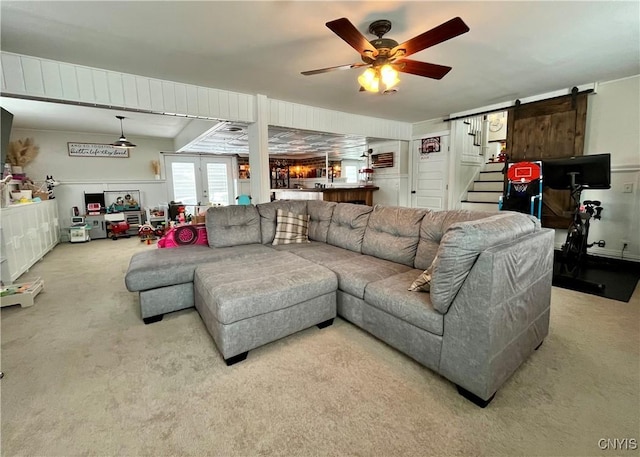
xmin=317 ymin=318 xmax=334 ymax=329
xmin=143 ymin=315 xmax=163 ymax=325
xmin=535 ymin=340 xmax=544 ymax=350
xmin=225 ymin=352 xmax=248 ymax=366
xmin=456 ymin=385 xmax=495 ymax=408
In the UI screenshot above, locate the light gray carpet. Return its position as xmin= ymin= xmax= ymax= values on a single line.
xmin=1 ymin=238 xmax=638 ymax=456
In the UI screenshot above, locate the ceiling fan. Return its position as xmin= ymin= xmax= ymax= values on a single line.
xmin=301 ymin=17 xmax=469 ymax=94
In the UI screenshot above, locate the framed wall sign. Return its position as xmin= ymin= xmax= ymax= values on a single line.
xmin=420 ymin=137 xmax=441 ymax=155
xmin=371 ymin=152 xmax=394 ymax=168
xmin=67 ymin=143 xmax=129 ymax=158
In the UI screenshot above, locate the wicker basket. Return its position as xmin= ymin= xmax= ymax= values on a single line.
xmin=193 ymin=215 xmax=206 ymax=224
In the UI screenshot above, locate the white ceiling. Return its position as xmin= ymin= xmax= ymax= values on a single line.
xmin=1 ymin=1 xmax=639 ymax=155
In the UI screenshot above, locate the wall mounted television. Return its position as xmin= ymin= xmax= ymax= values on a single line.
xmin=542 ymin=153 xmax=611 ymax=190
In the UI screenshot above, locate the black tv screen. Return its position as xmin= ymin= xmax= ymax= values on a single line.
xmin=543 ymin=154 xmax=611 ymax=190
xmin=1 ymin=107 xmax=14 ymax=170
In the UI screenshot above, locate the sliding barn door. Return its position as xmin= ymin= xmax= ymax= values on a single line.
xmin=506 ymin=92 xmax=588 ymax=228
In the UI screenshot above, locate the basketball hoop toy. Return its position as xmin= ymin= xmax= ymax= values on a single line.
xmin=507 ymin=162 xmax=541 ymax=192
xmin=501 ymin=161 xmax=543 ymax=219
xmin=512 ymin=179 xmax=530 ymax=194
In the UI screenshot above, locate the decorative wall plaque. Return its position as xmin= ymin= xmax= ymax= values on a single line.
xmin=420 ymin=137 xmax=441 ymax=154
xmin=68 ymin=143 xmax=129 ymax=158
xmin=371 ymin=152 xmax=394 ymax=168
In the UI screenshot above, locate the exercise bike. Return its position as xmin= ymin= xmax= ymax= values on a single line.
xmin=560 ymin=176 xmax=603 ymax=275
xmin=543 ymin=154 xmax=611 ymax=293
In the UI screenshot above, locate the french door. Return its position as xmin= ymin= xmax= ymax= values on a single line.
xmin=164 ymin=155 xmax=234 ymax=206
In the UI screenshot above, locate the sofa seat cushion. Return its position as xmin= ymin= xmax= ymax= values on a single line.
xmin=364 ymin=270 xmax=444 ymax=336
xmin=125 ymin=244 xmax=273 ymax=292
xmin=325 ymin=255 xmax=411 ymax=299
xmin=194 ymin=251 xmax=337 ymax=325
xmin=277 ymin=242 xmax=362 ymax=266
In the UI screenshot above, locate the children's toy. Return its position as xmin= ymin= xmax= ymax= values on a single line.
xmin=138 ymin=223 xmax=163 ymax=244
xmin=158 ymin=224 xmax=208 ymax=248
xmin=87 ymin=203 xmax=101 ymax=215
xmin=105 ymin=213 xmax=130 ymax=240
xmin=109 ymin=221 xmax=130 ymax=240
xmin=69 ymin=216 xmax=91 ymax=243
xmin=46 ymin=175 xmax=59 ymax=199
xmin=124 ymin=193 xmax=139 ymax=210
xmin=1 ymin=277 xmax=44 ymax=308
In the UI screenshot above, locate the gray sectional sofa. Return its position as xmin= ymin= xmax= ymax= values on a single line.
xmin=125 ymin=201 xmax=554 ymax=407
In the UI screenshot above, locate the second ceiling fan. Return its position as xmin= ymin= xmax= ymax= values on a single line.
xmin=301 ymin=16 xmax=470 ymax=94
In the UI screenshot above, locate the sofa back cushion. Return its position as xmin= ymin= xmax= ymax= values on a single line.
xmin=256 ymin=200 xmax=308 ymax=244
xmin=205 ymin=205 xmax=262 ymax=247
xmin=307 ymin=200 xmax=337 ymax=242
xmin=361 ymin=205 xmax=428 ymax=266
xmin=326 ymin=203 xmax=373 ymax=253
xmin=415 ymin=210 xmax=496 ymax=270
xmin=430 ymin=212 xmax=540 ymax=313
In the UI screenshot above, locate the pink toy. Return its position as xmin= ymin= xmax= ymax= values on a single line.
xmin=158 ymin=224 xmax=208 ymax=249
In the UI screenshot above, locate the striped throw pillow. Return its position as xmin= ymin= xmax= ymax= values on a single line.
xmin=272 ymin=209 xmax=311 ymax=245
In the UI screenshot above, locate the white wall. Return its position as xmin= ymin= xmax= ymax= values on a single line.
xmin=413 ymin=119 xmax=450 ymax=137
xmin=370 ymin=140 xmax=410 ymax=207
xmin=11 ymin=128 xmax=172 ymax=229
xmin=567 ymin=75 xmax=640 ymax=260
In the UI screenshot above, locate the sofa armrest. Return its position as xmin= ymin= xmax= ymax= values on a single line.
xmin=438 ymin=228 xmax=554 ymax=401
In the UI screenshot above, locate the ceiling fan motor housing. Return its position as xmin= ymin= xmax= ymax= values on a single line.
xmin=362 ymin=38 xmax=399 ymax=64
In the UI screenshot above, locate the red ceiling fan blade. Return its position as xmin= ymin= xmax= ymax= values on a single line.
xmin=326 ymin=18 xmax=378 ymax=57
xmin=391 ymin=17 xmax=469 ymax=58
xmin=396 ymin=59 xmax=452 ymax=80
xmin=301 ymin=63 xmax=368 ymax=76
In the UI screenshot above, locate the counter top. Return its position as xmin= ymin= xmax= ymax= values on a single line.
xmin=272 ymin=186 xmax=378 ymax=205
xmin=272 ymin=186 xmax=379 ymax=192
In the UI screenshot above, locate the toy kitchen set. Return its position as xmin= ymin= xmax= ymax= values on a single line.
xmin=80 ymin=190 xmax=142 ymax=240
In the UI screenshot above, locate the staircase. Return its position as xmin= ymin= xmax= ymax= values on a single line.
xmin=460 ymin=162 xmax=505 ymax=211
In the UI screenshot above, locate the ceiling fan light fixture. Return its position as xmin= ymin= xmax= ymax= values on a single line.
xmin=358 ymin=68 xmax=379 ymax=92
xmin=380 ymin=64 xmax=400 ymax=90
xmin=111 ymin=115 xmax=136 ymax=149
xmin=358 ymin=65 xmax=399 ymax=93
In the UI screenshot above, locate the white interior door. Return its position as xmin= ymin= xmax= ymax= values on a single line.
xmin=165 ymin=155 xmax=234 ymax=205
xmin=412 ymin=134 xmax=450 ymax=211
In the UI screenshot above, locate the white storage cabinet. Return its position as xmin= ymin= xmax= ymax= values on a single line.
xmin=0 ymin=200 xmax=59 ymax=283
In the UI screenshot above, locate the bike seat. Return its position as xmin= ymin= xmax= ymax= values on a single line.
xmin=584 ymin=200 xmax=601 ymax=206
